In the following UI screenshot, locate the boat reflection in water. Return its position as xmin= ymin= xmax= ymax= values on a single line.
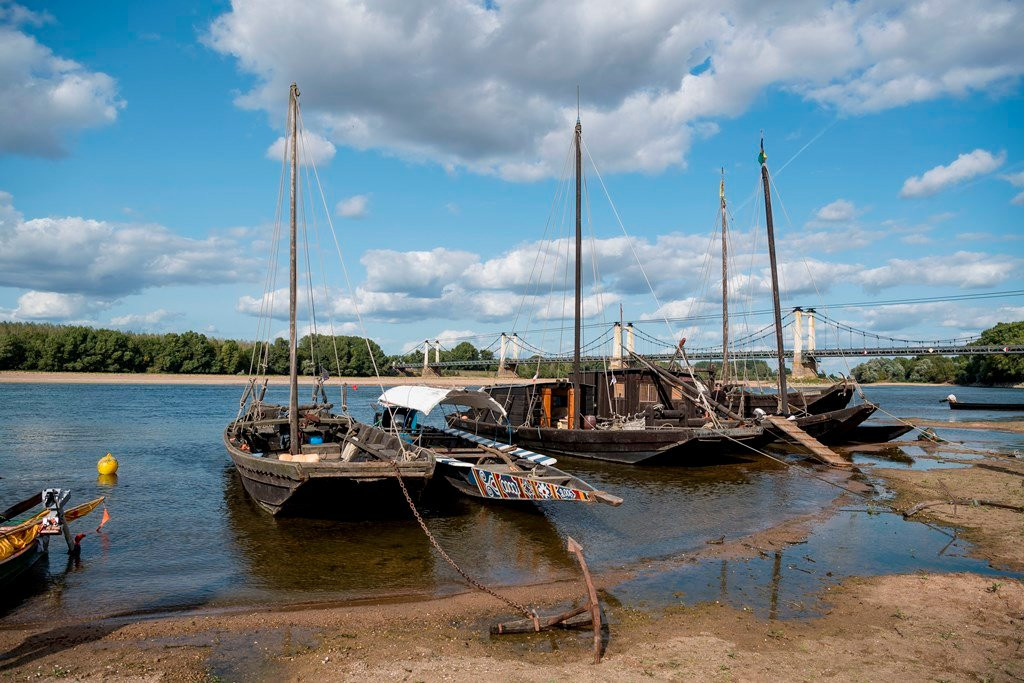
xmin=222 ymin=466 xmax=577 ymax=599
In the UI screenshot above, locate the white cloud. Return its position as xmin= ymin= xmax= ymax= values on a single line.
xmin=362 ymin=247 xmax=476 ymax=296
xmin=206 ymin=0 xmax=1024 ymax=180
xmin=857 ymin=303 xmax=1024 ymax=335
xmin=336 ymin=194 xmax=369 ymax=219
xmin=900 ymin=149 xmax=1006 ymax=198
xmin=0 ymin=7 xmax=124 ymax=157
xmin=859 ymin=252 xmax=1019 ymax=291
xmin=10 ymin=291 xmax=109 ymax=320
xmin=1001 ymin=171 xmax=1024 ymax=206
xmin=791 ymin=228 xmax=884 ymax=253
xmin=266 ymin=130 xmax=336 ymax=165
xmin=640 ymin=297 xmax=714 ymax=321
xmin=0 ymin=192 xmax=258 ymax=298
xmin=108 ymin=309 xmax=182 ymax=330
xmin=814 ymin=199 xmax=856 ymax=222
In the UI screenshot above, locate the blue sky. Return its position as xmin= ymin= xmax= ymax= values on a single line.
xmin=1 ymin=0 xmax=1022 ymax=359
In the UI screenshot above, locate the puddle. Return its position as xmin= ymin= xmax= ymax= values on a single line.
xmin=610 ymin=508 xmax=1021 ymax=620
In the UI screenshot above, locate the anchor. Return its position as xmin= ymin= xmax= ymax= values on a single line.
xmin=490 ymin=536 xmax=607 ymax=664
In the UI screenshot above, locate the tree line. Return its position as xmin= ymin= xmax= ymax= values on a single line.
xmin=851 ymin=321 xmax=1024 ymax=385
xmin=0 ymin=322 xmax=397 ymax=376
xmin=3 ymin=319 xmax=1020 ymax=384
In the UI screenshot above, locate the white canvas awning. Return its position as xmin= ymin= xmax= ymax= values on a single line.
xmin=377 ymin=386 xmax=507 ymax=418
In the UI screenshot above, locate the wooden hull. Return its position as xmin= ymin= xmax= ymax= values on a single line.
xmin=796 ymin=403 xmax=877 ymax=444
xmin=728 ymin=382 xmax=854 ymax=417
xmin=949 ymin=401 xmax=1024 ymax=411
xmin=0 ymin=540 xmax=44 ymax=588
xmin=839 ymin=424 xmax=914 ymax=444
xmin=224 ymin=429 xmax=434 ymax=516
xmin=449 ymin=417 xmax=769 ymax=465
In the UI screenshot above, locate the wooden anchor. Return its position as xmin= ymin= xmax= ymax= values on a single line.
xmin=491 ymin=536 xmax=606 ymax=664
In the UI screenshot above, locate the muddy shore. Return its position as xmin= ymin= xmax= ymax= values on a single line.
xmin=2 ymin=424 xmax=1023 ymax=680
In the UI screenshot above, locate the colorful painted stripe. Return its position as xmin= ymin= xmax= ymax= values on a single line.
xmin=439 ymin=427 xmax=557 ymax=466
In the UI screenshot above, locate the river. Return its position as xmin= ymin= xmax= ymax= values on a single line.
xmin=1 ymin=382 xmax=1021 ymax=624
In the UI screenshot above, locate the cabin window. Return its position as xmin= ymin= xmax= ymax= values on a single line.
xmin=613 ymin=383 xmax=625 ymax=398
xmin=639 ymin=383 xmax=657 ymax=403
xmin=671 ymin=387 xmax=683 ymax=401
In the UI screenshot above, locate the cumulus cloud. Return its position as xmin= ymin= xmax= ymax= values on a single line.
xmin=10 ymin=291 xmax=110 ymax=320
xmin=336 ymin=194 xmax=369 ymax=219
xmin=0 ymin=5 xmax=124 ymax=157
xmin=856 ymin=303 xmax=1024 ymax=335
xmin=108 ymin=309 xmax=183 ymax=330
xmin=900 ymin=149 xmax=1006 ymax=198
xmin=0 ymin=192 xmax=259 ymax=300
xmin=206 ymin=0 xmax=1024 ymax=180
xmin=814 ymin=199 xmax=857 ymax=222
xmin=859 ymin=252 xmax=1019 ymax=291
xmin=362 ymin=247 xmax=476 ymax=296
xmin=266 ymin=130 xmax=336 ymax=165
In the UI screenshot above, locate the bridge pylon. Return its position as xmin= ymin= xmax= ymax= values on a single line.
xmin=791 ymin=308 xmax=818 ymax=379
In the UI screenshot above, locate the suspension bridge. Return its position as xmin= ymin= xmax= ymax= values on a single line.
xmin=392 ymin=307 xmax=1023 ymax=377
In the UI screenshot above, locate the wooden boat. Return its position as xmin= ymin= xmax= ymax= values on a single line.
xmin=716 ymin=380 xmax=855 ymax=418
xmin=376 ymin=386 xmax=622 ymax=505
xmin=223 ymin=83 xmax=434 ymax=516
xmin=945 ymin=394 xmax=1024 ymax=411
xmin=838 ymin=423 xmax=914 ymax=444
xmin=1 ymin=490 xmax=104 ymax=587
xmin=446 ymin=118 xmax=771 ymax=465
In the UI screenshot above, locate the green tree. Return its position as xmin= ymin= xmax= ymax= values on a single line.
xmin=958 ymin=321 xmax=1024 ymax=385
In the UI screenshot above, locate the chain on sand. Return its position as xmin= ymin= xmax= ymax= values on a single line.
xmin=391 ymin=462 xmax=538 ymax=624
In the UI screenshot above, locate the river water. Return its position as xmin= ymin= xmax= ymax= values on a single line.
xmin=1 ymin=382 xmax=1021 ymax=624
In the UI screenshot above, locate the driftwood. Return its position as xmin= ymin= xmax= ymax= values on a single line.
xmin=902 ymin=498 xmax=1024 ymax=518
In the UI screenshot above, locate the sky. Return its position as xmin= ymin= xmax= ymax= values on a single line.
xmin=1 ymin=0 xmax=1022 ymax=360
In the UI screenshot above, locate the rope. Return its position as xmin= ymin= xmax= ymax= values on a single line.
xmin=390 ymin=461 xmax=539 ymax=626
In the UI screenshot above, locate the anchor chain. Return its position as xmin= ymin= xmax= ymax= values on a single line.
xmin=390 ymin=461 xmax=539 ymax=628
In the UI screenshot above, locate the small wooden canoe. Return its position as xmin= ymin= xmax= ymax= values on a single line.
xmin=946 ymin=395 xmax=1024 ymax=411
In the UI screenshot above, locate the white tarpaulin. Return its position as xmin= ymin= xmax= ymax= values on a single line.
xmin=377 ymin=386 xmax=507 ymax=418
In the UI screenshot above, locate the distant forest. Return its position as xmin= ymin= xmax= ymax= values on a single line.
xmin=0 ymin=321 xmax=489 ymax=376
xmin=850 ymin=321 xmax=1024 ymax=385
xmin=1 ymin=320 xmax=1021 ymax=384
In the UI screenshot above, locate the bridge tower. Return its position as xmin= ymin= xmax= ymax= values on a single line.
xmin=497 ymin=332 xmax=520 ymax=378
xmin=791 ymin=307 xmax=818 ymax=379
xmin=422 ymin=338 xmax=440 ymax=377
xmin=610 ymin=322 xmax=623 ymax=369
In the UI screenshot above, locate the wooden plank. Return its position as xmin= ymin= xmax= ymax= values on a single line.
xmin=765 ymin=415 xmax=850 ymax=468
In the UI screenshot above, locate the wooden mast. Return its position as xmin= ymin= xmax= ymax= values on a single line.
xmin=720 ymin=168 xmax=729 ymax=384
xmin=759 ymin=138 xmax=789 ymax=414
xmin=572 ymin=115 xmax=582 ymax=430
xmin=288 ymin=82 xmax=300 ymax=454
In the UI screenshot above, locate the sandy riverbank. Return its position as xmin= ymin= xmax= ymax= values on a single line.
xmin=0 ymin=371 xmax=532 ymax=387
xmin=1 ymin=456 xmax=1022 ymax=681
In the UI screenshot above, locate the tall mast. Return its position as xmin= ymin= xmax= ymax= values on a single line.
xmin=288 ymin=83 xmax=300 ymax=454
xmin=572 ymin=115 xmax=582 ymax=430
xmin=720 ymin=168 xmax=729 ymax=384
xmin=759 ymin=138 xmax=789 ymax=414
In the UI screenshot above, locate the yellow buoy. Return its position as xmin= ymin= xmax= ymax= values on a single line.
xmin=97 ymin=452 xmax=119 ymax=475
